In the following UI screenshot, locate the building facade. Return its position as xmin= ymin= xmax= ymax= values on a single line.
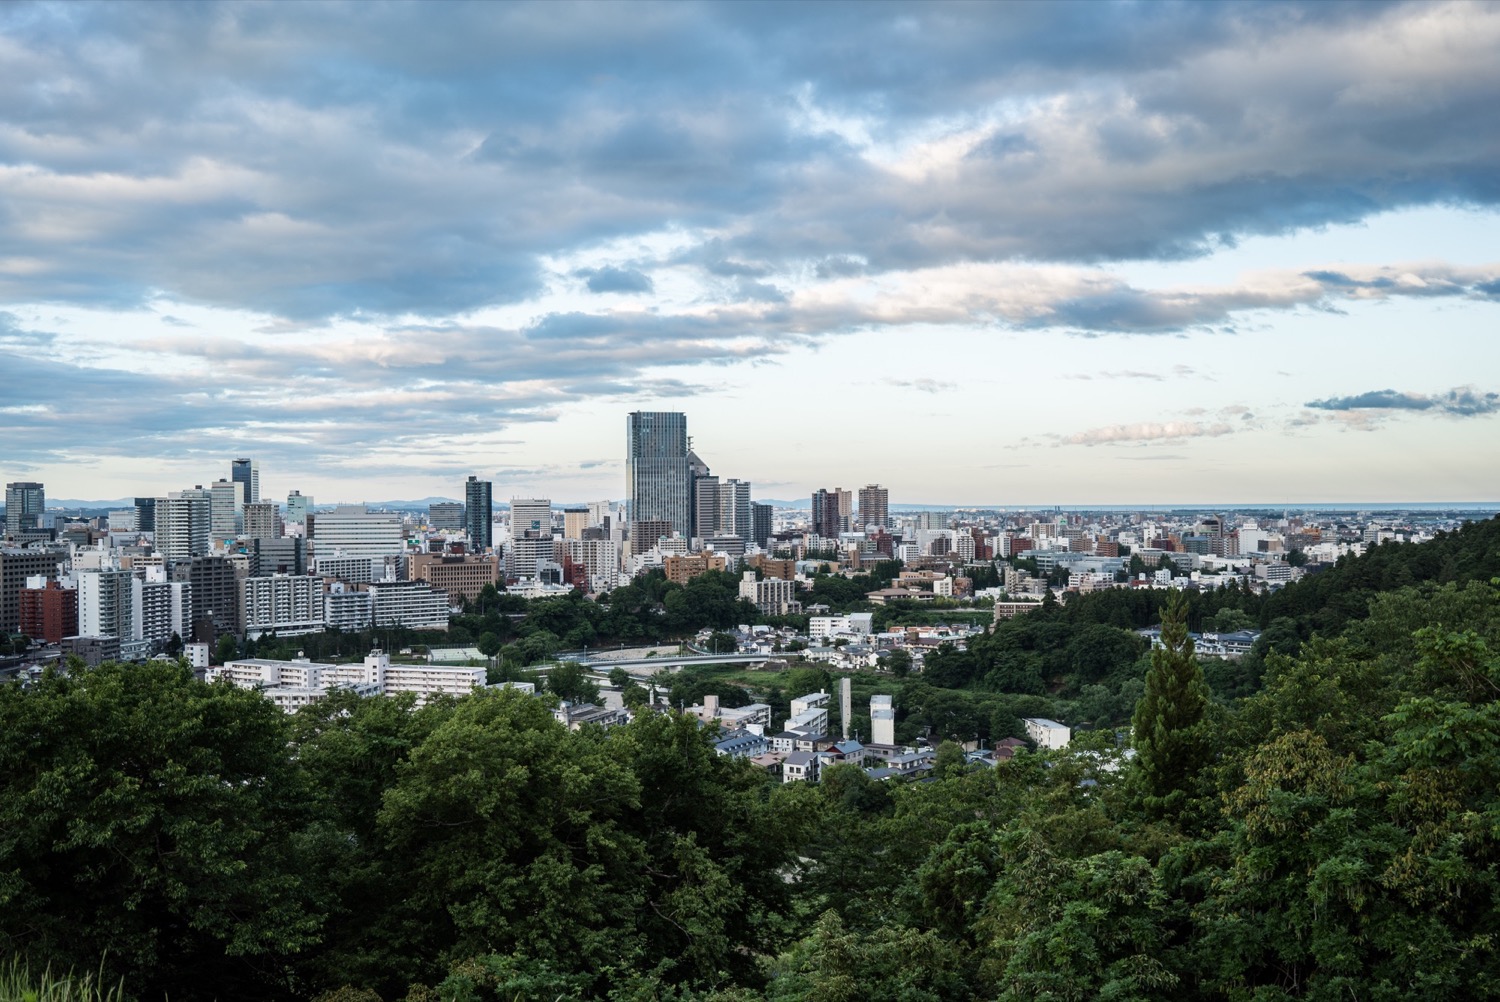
xmin=464 ymin=477 xmax=492 ymax=549
xmin=626 ymin=411 xmax=690 ymax=535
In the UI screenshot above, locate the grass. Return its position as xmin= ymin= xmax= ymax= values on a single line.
xmin=0 ymin=958 xmax=123 ymax=1002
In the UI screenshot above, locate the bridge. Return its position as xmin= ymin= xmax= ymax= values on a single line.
xmin=542 ymin=652 xmax=774 ymax=679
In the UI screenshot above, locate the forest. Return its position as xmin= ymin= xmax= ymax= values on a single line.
xmin=1 ymin=516 xmax=1497 ymax=1001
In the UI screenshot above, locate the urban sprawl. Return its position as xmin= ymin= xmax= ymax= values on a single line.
xmin=0 ymin=411 xmax=1483 ymax=784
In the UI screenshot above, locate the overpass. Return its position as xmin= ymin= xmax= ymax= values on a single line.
xmin=545 ymin=652 xmax=773 ymax=678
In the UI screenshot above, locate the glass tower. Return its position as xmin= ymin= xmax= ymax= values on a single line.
xmin=626 ymin=411 xmax=690 ymax=536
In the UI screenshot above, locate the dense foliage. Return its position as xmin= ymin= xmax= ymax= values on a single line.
xmin=0 ymin=518 xmax=1497 ymax=1001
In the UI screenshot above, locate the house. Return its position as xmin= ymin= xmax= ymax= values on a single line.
xmin=1023 ymin=717 xmax=1071 ymax=750
xmin=714 ymin=729 xmax=769 ymax=759
xmin=783 ymin=750 xmax=820 ymax=783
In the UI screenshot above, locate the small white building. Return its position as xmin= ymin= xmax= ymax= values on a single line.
xmin=1023 ymin=717 xmax=1071 ymax=750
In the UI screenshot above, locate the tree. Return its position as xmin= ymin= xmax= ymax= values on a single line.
xmin=884 ymin=647 xmax=912 ymax=677
xmin=545 ymin=661 xmax=600 ymax=703
xmin=215 ymin=632 xmax=238 ymax=663
xmin=476 ymin=631 xmax=501 ymax=664
xmin=932 ymin=740 xmax=966 ymax=780
xmin=608 ymin=666 xmax=631 ymax=689
xmin=1130 ymin=590 xmax=1212 ymax=816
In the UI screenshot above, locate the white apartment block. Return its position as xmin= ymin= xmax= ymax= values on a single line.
xmin=79 ymin=568 xmax=136 ymax=641
xmin=209 ymin=480 xmax=242 ymax=543
xmin=738 ymin=571 xmax=800 ymax=616
xmin=325 ymin=583 xmax=373 ymax=631
xmin=240 ymin=574 xmax=326 ymax=638
xmin=212 ymin=650 xmax=487 ymax=710
xmin=1024 ymin=717 xmax=1071 ymax=750
xmin=808 ymin=612 xmax=874 ymax=640
xmin=139 ymin=569 xmax=192 ymax=644
xmin=787 ymin=690 xmax=830 ymax=736
xmin=367 ymin=580 xmax=451 ymax=630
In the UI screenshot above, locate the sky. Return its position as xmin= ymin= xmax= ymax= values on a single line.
xmin=1 ymin=0 xmax=1498 ymax=506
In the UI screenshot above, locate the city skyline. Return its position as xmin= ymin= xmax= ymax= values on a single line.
xmin=2 ymin=3 xmax=1498 ymax=504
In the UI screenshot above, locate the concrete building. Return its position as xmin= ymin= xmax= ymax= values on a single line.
xmin=240 ymin=574 xmax=326 ymax=638
xmin=858 ymin=485 xmax=889 ymax=531
xmin=409 ymin=550 xmax=499 ymax=602
xmin=173 ymin=555 xmax=240 ymax=639
xmin=464 ymin=477 xmax=493 ymax=549
xmin=133 ymin=497 xmax=156 ymax=533
xmin=244 ymin=502 xmax=280 ymax=541
xmin=209 ymin=479 xmax=242 ymax=543
xmin=367 ymin=580 xmax=451 ymax=630
xmin=325 ymin=582 xmax=373 ymax=631
xmin=19 ymin=578 xmax=78 ymax=643
xmin=78 ymin=567 xmax=137 ymax=642
xmin=507 ymin=533 xmax=554 ymax=580
xmin=788 ymin=690 xmax=831 ymax=735
xmin=510 ymin=497 xmax=552 ymax=538
xmin=154 ymin=490 xmax=211 ymax=561
xmin=0 ymin=547 xmax=69 ymax=632
xmin=139 ymin=568 xmax=192 ymax=645
xmin=630 ymin=519 xmax=674 ymax=556
xmin=1023 ymin=717 xmax=1071 ymax=750
xmin=870 ymin=694 xmax=896 ymax=746
xmin=563 ymin=508 xmax=590 ymax=540
xmin=663 ymin=553 xmax=727 ymax=585
xmin=752 ymin=503 xmax=773 ymax=549
xmin=429 ymin=502 xmax=465 ymax=531
xmin=738 ymin=570 xmax=801 ymax=616
xmin=285 ymin=491 xmax=312 ymax=527
xmin=311 ymin=505 xmax=404 ymax=559
xmin=627 ymin=411 xmax=690 ymax=535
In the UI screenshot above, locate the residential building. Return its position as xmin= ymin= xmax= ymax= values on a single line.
xmin=738 ymin=570 xmax=800 ymax=616
xmin=858 ymin=485 xmax=889 ymax=531
xmin=563 ymin=508 xmax=590 ymax=539
xmin=630 ymin=519 xmax=674 ymax=555
xmin=506 ymin=533 xmax=554 ymax=580
xmin=324 ymin=582 xmax=373 ymax=630
xmin=627 ymin=411 xmax=690 ymax=535
xmin=133 ymin=497 xmax=156 ymax=533
xmin=367 ymin=580 xmax=451 ymax=630
xmin=663 ymin=553 xmax=727 ymax=585
xmin=240 ymin=574 xmax=326 ymax=638
xmin=154 ymin=490 xmax=212 ymax=561
xmin=464 ymin=477 xmax=493 ymax=549
xmin=1023 ymin=717 xmax=1071 ymax=750
xmin=244 ymin=502 xmax=280 ymax=541
xmin=811 ymin=489 xmax=842 ymax=538
xmin=788 ymin=690 xmax=831 ymax=735
xmin=752 ymin=503 xmax=772 ymax=549
xmin=4 ymin=482 xmax=45 ymax=535
xmin=18 ymin=578 xmax=78 ymax=643
xmin=173 ymin=555 xmax=240 ymax=638
xmin=78 ymin=568 xmax=136 ymax=641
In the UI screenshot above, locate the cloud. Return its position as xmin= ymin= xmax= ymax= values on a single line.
xmin=1056 ymin=421 xmax=1236 ymax=447
xmin=1306 ymin=386 xmax=1500 ymax=416
xmin=577 ymin=267 xmax=655 ymax=294
xmin=884 ymin=377 xmax=956 ymax=394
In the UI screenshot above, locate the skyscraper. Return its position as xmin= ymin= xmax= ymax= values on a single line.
xmin=231 ymin=458 xmax=260 ymax=505
xmin=811 ymin=489 xmax=842 ymax=539
xmin=155 ymin=490 xmax=211 ymax=561
xmin=285 ymin=490 xmax=312 ymax=526
xmin=858 ymin=484 xmax=889 ymax=531
xmin=5 ymin=482 xmax=45 ymax=535
xmin=209 ymin=480 xmax=242 ymax=542
xmin=718 ymin=479 xmax=752 ymax=539
xmin=627 ymin=411 xmax=690 ymax=536
xmin=464 ymin=476 xmax=493 ymax=549
xmin=752 ymin=503 xmax=773 ymax=549
xmin=133 ymin=496 xmax=156 ymax=533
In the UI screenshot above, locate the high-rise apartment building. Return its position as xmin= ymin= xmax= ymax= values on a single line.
xmin=693 ymin=475 xmax=720 ymax=539
xmin=752 ymin=503 xmax=772 ymax=549
xmin=231 ymin=458 xmax=260 ymax=505
xmin=5 ymin=482 xmax=45 ymax=535
xmin=562 ymin=508 xmax=589 ymax=540
xmin=244 ymin=502 xmax=280 ymax=541
xmin=811 ymin=489 xmax=843 ymax=539
xmin=1 ymin=548 xmax=69 ymax=632
xmin=173 ymin=555 xmax=239 ymax=638
xmin=626 ymin=411 xmax=690 ymax=535
xmin=155 ymin=490 xmax=212 ymax=562
xmin=858 ymin=485 xmax=889 ymax=530
xmin=718 ymin=479 xmax=752 ymax=540
xmin=19 ymin=579 xmax=78 ymax=644
xmin=79 ymin=568 xmax=136 ymax=641
xmin=464 ymin=476 xmax=493 ymax=549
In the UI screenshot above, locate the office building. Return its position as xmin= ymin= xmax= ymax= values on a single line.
xmin=252 ymin=536 xmax=305 ymax=577
xmin=285 ymin=491 xmax=312 ymax=526
xmin=506 ymin=533 xmax=554 ymax=580
xmin=464 ymin=477 xmax=493 ymax=549
xmin=409 ymin=551 xmax=499 ymax=602
xmin=429 ymin=501 xmax=465 ymax=531
xmin=5 ymin=482 xmax=45 ymax=535
xmin=626 ymin=411 xmax=690 ymax=535
xmin=311 ymin=505 xmax=404 ymax=559
xmin=858 ymin=485 xmax=889 ymax=530
xmin=230 ymin=458 xmax=260 ymax=505
xmin=133 ymin=497 xmax=157 ymax=533
xmin=510 ymin=497 xmax=551 ymax=538
xmin=208 ymin=480 xmax=242 ymax=543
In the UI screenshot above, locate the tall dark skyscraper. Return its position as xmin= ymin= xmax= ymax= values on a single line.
xmin=5 ymin=481 xmax=45 ymax=535
xmin=811 ymin=488 xmax=842 ymax=539
xmin=752 ymin=503 xmax=773 ymax=549
xmin=230 ymin=458 xmax=259 ymax=505
xmin=133 ymin=496 xmax=156 ymax=533
xmin=627 ymin=411 xmax=690 ymax=536
xmin=464 ymin=476 xmax=493 ymax=550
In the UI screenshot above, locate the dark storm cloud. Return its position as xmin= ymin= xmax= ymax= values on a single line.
xmin=1306 ymin=387 xmax=1500 ymax=416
